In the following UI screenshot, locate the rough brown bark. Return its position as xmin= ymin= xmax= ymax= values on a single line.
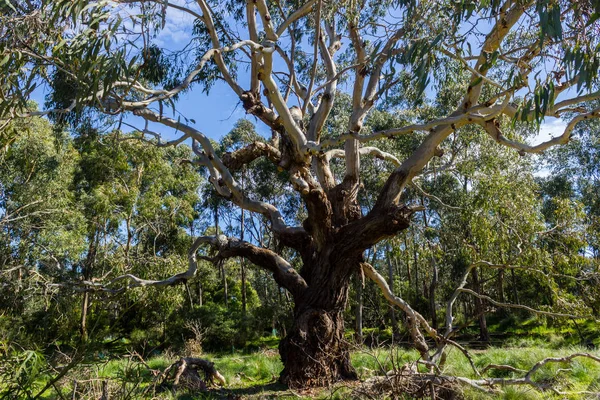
xmin=276 ymin=199 xmax=415 ymax=387
xmin=192 ymin=161 xmax=416 ymax=388
xmin=279 ymin=274 xmax=357 ymax=387
xmin=279 ymin=253 xmax=359 ymax=388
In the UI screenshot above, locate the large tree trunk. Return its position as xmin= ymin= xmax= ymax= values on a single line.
xmin=225 ymin=184 xmax=414 ymax=388
xmin=279 ymin=254 xmax=359 ymax=388
xmin=275 ymin=196 xmax=414 ymax=387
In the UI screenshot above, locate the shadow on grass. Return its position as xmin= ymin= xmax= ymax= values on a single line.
xmin=175 ymin=382 xmax=299 ymax=399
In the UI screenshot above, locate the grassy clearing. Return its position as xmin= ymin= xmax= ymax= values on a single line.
xmin=30 ymin=344 xmax=599 ymax=399
xmin=350 ymin=345 xmax=600 ymax=400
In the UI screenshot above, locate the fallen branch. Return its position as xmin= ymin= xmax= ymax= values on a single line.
xmin=358 ymin=352 xmax=600 ymax=398
xmin=158 ymin=357 xmax=226 ymax=393
xmin=458 ymin=288 xmax=584 ymax=319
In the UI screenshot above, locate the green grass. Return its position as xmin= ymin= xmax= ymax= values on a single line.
xmin=487 ymin=317 xmax=600 ymax=349
xmin=348 ymin=345 xmax=600 ymax=399
xmin=213 ymin=350 xmax=282 ymax=386
xmin=8 ymin=342 xmax=600 ymax=399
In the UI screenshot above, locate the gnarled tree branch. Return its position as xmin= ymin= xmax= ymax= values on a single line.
xmin=199 ymin=235 xmax=308 ymax=299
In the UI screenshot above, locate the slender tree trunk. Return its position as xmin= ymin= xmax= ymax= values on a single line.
xmin=221 ymin=263 xmax=228 ymax=308
xmin=413 ymin=241 xmax=419 ymax=302
xmin=125 ymin=214 xmax=132 ymax=260
xmin=355 ymin=274 xmax=363 ymax=343
xmin=241 ymin=260 xmax=247 ymax=313
xmin=497 ymin=270 xmax=505 ymax=303
xmin=80 ymin=292 xmax=89 ymax=342
xmin=472 ymin=267 xmax=489 ymax=343
xmin=405 ymin=237 xmax=412 ymax=283
xmin=197 ymin=281 xmax=203 ymax=307
xmin=422 ymin=202 xmax=438 ymax=329
xmin=511 ymin=269 xmax=520 ymax=305
xmin=214 ymin=203 xmax=219 ymax=236
xmin=385 ymin=244 xmax=398 ymax=338
xmin=240 ymin=177 xmax=247 ymax=316
xmin=214 ymin=203 xmax=228 ymax=307
xmin=498 ymin=250 xmax=506 ymax=307
xmin=429 ymin=258 xmax=438 ymax=331
xmin=184 ymin=281 xmax=194 ymax=308
xmin=80 ymin=230 xmax=98 ymax=342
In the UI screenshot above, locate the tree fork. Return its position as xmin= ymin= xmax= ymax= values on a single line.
xmin=278 ymin=201 xmax=421 ymax=387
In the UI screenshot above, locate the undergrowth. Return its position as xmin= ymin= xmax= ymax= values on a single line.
xmin=4 ymin=344 xmax=594 ymax=399
xmin=3 ymin=318 xmax=600 ymax=399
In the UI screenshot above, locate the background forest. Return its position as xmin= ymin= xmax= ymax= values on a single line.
xmin=1 ymin=102 xmax=600 ymax=399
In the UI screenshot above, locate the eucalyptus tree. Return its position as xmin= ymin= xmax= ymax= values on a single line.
xmin=1 ymin=118 xmax=202 ymax=345
xmin=2 ymin=0 xmax=600 ymax=387
xmin=543 ymin=116 xmax=600 ymax=258
xmin=0 ymin=116 xmax=85 ymax=329
xmin=539 ymin=116 xmax=600 ymax=313
xmin=70 ymin=126 xmax=202 ymax=340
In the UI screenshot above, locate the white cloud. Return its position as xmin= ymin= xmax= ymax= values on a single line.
xmin=154 ymin=0 xmax=197 ymax=46
xmin=108 ymin=0 xmax=196 ymax=47
xmin=533 ymin=118 xmax=568 ymax=145
xmin=532 ymin=118 xmax=568 ymax=177
xmin=154 ymin=22 xmax=192 ymax=46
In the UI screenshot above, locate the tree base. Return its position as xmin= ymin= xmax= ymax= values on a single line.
xmin=279 ymin=308 xmax=358 ymax=388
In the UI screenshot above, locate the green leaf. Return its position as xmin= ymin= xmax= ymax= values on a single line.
xmin=2 ymin=0 xmax=16 ymax=12
xmin=0 ymin=54 xmax=10 ymax=67
xmin=53 ymin=38 xmax=68 ymax=53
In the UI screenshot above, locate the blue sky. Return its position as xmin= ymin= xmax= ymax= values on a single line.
xmin=30 ymin=0 xmax=257 ymax=143
xmin=30 ymin=0 xmax=568 ymax=147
